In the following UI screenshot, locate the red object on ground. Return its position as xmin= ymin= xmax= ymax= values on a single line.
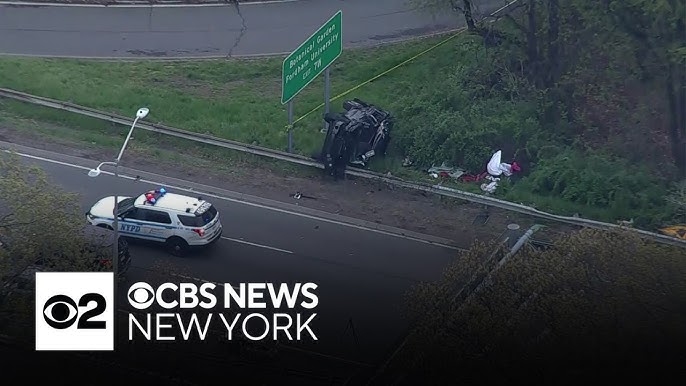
xmin=511 ymin=161 xmax=521 ymax=172
xmin=460 ymin=171 xmax=489 ymax=182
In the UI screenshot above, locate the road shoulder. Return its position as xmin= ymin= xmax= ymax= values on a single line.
xmin=0 ymin=124 xmax=574 ymax=248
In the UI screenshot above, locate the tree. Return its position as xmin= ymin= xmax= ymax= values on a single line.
xmin=408 ymin=0 xmax=501 ymax=32
xmin=507 ymin=0 xmax=686 ymax=175
xmin=666 ymin=180 xmax=686 ymax=221
xmin=371 ymin=228 xmax=686 ymax=385
xmin=0 ymin=152 xmax=104 ymax=340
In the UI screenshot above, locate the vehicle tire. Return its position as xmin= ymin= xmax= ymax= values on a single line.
xmin=97 ymin=224 xmax=114 ymax=230
xmin=377 ymin=135 xmax=390 ymax=156
xmin=357 ymin=141 xmax=372 ymax=156
xmin=166 ymin=237 xmax=189 ymax=257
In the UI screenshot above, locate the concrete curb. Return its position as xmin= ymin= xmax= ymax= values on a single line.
xmin=0 ymin=29 xmax=461 ymax=61
xmin=0 ymin=0 xmax=298 ymax=7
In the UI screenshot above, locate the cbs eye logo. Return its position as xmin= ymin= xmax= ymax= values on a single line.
xmin=43 ymin=293 xmax=107 ymax=330
xmin=127 ymin=282 xmax=155 ymax=310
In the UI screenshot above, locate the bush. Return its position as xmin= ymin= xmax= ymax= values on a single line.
xmin=0 ymin=152 xmax=105 ymax=338
xmin=391 ymin=41 xmax=546 ymax=172
xmin=381 ymin=228 xmax=686 ymax=385
xmin=508 ymin=149 xmax=674 ymax=227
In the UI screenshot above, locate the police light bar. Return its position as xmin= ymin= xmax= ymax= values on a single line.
xmin=144 ymin=187 xmax=167 ymax=205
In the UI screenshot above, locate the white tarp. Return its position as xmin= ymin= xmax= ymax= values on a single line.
xmin=487 ymin=150 xmax=513 ymax=177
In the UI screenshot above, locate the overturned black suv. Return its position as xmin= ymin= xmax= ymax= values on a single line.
xmin=316 ymin=98 xmax=393 ymax=178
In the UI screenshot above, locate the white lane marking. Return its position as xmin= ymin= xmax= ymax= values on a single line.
xmin=128 ymin=267 xmax=242 ymax=290
xmin=221 ymin=236 xmax=293 ymax=254
xmin=168 ymin=273 xmax=245 ymax=290
xmin=170 ymin=273 xmax=224 ymax=286
xmin=0 ymin=0 xmax=299 ymax=8
xmin=6 ymin=150 xmax=461 ymax=251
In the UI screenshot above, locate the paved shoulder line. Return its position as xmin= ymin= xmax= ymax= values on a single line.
xmin=0 ymin=140 xmax=461 ymax=251
xmin=0 ymin=0 xmax=298 ymax=7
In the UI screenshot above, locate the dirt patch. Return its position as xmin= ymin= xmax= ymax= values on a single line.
xmin=0 ymin=125 xmax=578 ymax=248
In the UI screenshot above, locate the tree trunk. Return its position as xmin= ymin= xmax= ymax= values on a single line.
xmin=666 ymin=62 xmax=686 ymax=177
xmin=449 ymin=0 xmax=477 ymax=31
xmin=545 ymin=0 xmax=560 ymax=88
xmin=462 ymin=0 xmax=477 ymax=31
xmin=526 ymin=0 xmax=540 ymax=86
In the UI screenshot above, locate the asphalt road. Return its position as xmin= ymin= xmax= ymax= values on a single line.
xmin=14 ymin=149 xmax=459 ymax=367
xmin=0 ymin=0 xmax=504 ymax=58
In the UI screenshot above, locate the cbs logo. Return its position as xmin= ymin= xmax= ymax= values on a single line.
xmin=127 ymin=282 xmax=155 ymax=310
xmin=127 ymin=281 xmax=217 ymax=310
xmin=42 ymin=293 xmax=107 ymax=330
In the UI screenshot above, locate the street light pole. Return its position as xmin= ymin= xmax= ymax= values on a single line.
xmin=111 ymin=112 xmax=142 ymax=284
xmin=113 ymin=162 xmax=119 ymax=293
xmin=87 ymin=107 xmax=149 ymax=349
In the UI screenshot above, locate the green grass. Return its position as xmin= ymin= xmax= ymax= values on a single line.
xmin=0 ymin=33 xmax=678 ymax=230
xmin=0 ymin=33 xmax=487 ymax=197
xmin=0 ymin=35 xmax=460 ymax=156
xmin=0 ymin=102 xmax=327 ymax=181
xmin=0 ymin=95 xmax=620 ymax=224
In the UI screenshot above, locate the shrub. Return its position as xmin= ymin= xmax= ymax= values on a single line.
xmin=509 ymin=149 xmax=673 ymax=226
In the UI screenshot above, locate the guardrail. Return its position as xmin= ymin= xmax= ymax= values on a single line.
xmin=1 ymin=87 xmax=684 ymax=248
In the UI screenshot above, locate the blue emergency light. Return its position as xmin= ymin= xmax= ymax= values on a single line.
xmin=145 ymin=187 xmax=168 ymax=205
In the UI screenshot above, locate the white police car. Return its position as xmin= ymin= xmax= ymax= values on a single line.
xmin=86 ymin=188 xmax=222 ymax=256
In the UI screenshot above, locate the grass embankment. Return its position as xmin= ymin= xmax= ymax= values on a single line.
xmin=0 ymin=36 xmax=454 ymax=180
xmin=0 ymin=32 xmax=680 ymax=230
xmin=0 ymin=38 xmax=437 ymax=154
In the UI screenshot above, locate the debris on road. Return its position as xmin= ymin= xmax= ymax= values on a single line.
xmin=290 ymin=192 xmax=316 ymax=200
xmin=428 ymin=163 xmax=465 ymax=179
xmin=426 ymin=150 xmax=522 ymax=194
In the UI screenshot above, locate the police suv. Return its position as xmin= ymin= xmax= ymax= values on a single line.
xmin=86 ymin=188 xmax=222 ymax=256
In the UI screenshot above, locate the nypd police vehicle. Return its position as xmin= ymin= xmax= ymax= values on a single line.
xmin=86 ymin=188 xmax=222 ymax=256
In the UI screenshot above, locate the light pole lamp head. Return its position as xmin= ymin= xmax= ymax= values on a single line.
xmin=87 ymin=161 xmax=114 ymax=177
xmin=136 ymin=108 xmax=149 ymax=119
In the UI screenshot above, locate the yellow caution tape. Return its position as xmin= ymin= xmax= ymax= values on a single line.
xmin=284 ymin=27 xmax=468 ymax=132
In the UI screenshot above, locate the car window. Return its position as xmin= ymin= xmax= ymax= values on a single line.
xmin=116 ymin=197 xmax=136 ymax=215
xmin=144 ymin=210 xmax=172 ymax=224
xmin=178 ymin=205 xmax=217 ymax=227
xmin=178 ymin=214 xmax=204 ymax=227
xmin=198 ymin=205 xmax=218 ymax=224
xmin=122 ymin=208 xmax=140 ymax=219
xmin=125 ymin=208 xmax=172 ymax=224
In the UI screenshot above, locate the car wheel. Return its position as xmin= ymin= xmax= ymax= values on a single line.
xmin=97 ymin=224 xmax=114 ymax=230
xmin=377 ymin=136 xmax=390 ymax=156
xmin=166 ymin=237 xmax=189 ymax=257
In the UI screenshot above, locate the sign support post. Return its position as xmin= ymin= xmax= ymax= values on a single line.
xmin=281 ymin=10 xmax=342 ymax=151
xmin=287 ymin=100 xmax=294 ymax=153
xmin=322 ymin=67 xmax=330 ymax=133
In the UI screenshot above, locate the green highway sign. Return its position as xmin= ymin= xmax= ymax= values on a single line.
xmin=281 ymin=10 xmax=342 ymax=104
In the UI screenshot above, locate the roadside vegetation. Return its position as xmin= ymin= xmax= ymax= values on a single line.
xmin=0 ymin=153 xmax=107 ymax=341
xmin=0 ymin=0 xmax=684 ymax=230
xmin=379 ymin=227 xmax=686 ymax=385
